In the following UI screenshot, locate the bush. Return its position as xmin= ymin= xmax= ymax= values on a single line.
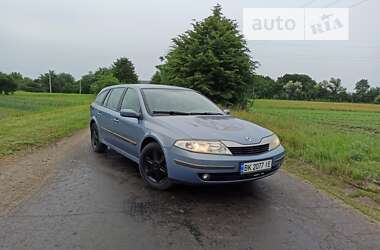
xmin=0 ymin=75 xmax=17 ymax=94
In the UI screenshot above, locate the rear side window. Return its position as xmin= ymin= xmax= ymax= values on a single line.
xmin=121 ymin=88 xmax=140 ymax=113
xmin=105 ymin=88 xmax=125 ymax=111
xmin=95 ymin=90 xmax=109 ymax=105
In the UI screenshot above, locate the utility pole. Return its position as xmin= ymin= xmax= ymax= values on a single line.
xmin=49 ymin=71 xmax=52 ymax=93
xmin=79 ymin=79 xmax=82 ymax=94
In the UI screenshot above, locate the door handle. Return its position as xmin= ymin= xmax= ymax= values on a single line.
xmin=97 ymin=112 xmax=102 ymax=116
xmin=113 ymin=118 xmax=119 ymax=123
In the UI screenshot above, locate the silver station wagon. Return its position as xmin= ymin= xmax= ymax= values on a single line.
xmin=90 ymin=84 xmax=285 ymax=190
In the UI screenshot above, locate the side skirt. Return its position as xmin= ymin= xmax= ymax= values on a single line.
xmin=102 ymin=141 xmax=140 ymax=163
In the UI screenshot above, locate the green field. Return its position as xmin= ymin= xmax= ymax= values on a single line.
xmin=0 ymin=92 xmax=94 ymax=156
xmin=235 ymin=100 xmax=380 ymax=187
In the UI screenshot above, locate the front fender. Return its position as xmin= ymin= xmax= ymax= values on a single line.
xmin=139 ymin=132 xmax=168 ymax=152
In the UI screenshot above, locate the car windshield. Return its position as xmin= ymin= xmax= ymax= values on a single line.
xmin=142 ymin=88 xmax=223 ymax=115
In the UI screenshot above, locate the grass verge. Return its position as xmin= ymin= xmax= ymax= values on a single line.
xmin=0 ymin=92 xmax=93 ymax=157
xmin=234 ymin=99 xmax=380 ymax=221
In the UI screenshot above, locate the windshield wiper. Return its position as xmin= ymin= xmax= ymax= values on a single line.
xmin=152 ymin=110 xmax=191 ymax=115
xmin=189 ymin=112 xmax=224 ymax=115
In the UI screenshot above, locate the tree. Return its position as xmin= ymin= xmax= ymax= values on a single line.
xmin=277 ymin=74 xmax=317 ymax=100
xmin=112 ymin=57 xmax=138 ymax=83
xmin=79 ymin=71 xmax=96 ymax=94
xmin=252 ymin=75 xmax=281 ymax=99
xmin=90 ymin=68 xmax=120 ymax=93
xmin=8 ymin=72 xmax=37 ymax=92
xmin=151 ymin=71 xmax=161 ymax=83
xmin=327 ymin=78 xmax=347 ymax=101
xmin=35 ymin=71 xmax=76 ymax=93
xmin=283 ymin=81 xmax=303 ymax=100
xmin=0 ymin=73 xmax=17 ymax=94
xmin=368 ymin=87 xmax=380 ymax=103
xmin=315 ymin=80 xmax=331 ymax=100
xmin=22 ymin=80 xmax=45 ymax=92
xmin=8 ymin=72 xmax=23 ymax=82
xmin=156 ymin=4 xmax=258 ymax=106
xmin=36 ymin=71 xmax=56 ymax=92
xmin=354 ymin=79 xmax=370 ymax=102
xmin=59 ymin=73 xmax=76 ymax=93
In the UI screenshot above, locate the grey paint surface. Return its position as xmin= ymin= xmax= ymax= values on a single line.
xmin=0 ymin=131 xmax=379 ymax=250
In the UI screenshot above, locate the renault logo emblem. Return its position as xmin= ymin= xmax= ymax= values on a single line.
xmin=245 ymin=137 xmax=255 ymax=142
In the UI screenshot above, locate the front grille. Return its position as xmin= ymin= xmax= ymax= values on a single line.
xmin=228 ymin=144 xmax=269 ymax=156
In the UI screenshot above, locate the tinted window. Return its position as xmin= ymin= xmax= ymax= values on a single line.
xmin=95 ymin=90 xmax=109 ymax=105
xmin=142 ymin=89 xmax=222 ymax=114
xmin=105 ymin=88 xmax=125 ymax=111
xmin=121 ymin=88 xmax=140 ymax=112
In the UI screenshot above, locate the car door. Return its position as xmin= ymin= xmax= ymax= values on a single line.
xmin=102 ymin=87 xmax=126 ymax=147
xmin=115 ymin=88 xmax=144 ymax=158
xmin=91 ymin=89 xmax=110 ymax=141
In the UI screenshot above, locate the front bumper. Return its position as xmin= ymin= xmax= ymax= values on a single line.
xmin=164 ymin=145 xmax=285 ymax=184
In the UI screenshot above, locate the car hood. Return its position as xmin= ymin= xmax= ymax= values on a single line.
xmin=155 ymin=115 xmax=273 ymax=145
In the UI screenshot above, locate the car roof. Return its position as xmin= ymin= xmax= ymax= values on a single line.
xmin=102 ymin=83 xmax=190 ymax=91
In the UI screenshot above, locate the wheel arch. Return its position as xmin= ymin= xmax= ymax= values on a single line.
xmin=90 ymin=116 xmax=99 ymax=129
xmin=140 ymin=134 xmax=166 ymax=153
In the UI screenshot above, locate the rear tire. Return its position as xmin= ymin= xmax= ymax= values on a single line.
xmin=139 ymin=142 xmax=172 ymax=190
xmin=91 ymin=123 xmax=106 ymax=153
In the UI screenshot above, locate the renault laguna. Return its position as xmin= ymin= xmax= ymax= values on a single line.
xmin=90 ymin=84 xmax=285 ymax=190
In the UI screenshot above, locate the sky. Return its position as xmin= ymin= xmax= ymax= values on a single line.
xmin=0 ymin=0 xmax=379 ymax=91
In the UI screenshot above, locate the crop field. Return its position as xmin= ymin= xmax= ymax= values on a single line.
xmin=235 ymin=100 xmax=380 ymax=188
xmin=0 ymin=92 xmax=94 ymax=157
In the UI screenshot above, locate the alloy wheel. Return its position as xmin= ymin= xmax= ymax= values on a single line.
xmin=142 ymin=147 xmax=168 ymax=184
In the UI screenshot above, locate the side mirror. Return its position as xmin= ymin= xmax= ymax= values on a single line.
xmin=120 ymin=109 xmax=141 ymax=119
xmin=223 ymin=109 xmax=230 ymax=115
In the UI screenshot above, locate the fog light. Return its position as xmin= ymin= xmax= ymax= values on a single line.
xmin=201 ymin=174 xmax=210 ymax=180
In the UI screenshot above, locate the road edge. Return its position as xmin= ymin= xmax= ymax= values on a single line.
xmin=283 ymin=158 xmax=380 ymax=223
xmin=0 ymin=128 xmax=89 ymax=216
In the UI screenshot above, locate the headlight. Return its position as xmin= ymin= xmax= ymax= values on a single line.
xmin=174 ymin=140 xmax=232 ymax=155
xmin=268 ymin=134 xmax=281 ymax=150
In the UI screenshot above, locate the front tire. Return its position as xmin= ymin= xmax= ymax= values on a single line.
xmin=139 ymin=142 xmax=172 ymax=190
xmin=90 ymin=123 xmax=106 ymax=153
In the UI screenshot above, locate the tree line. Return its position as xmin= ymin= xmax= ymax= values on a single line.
xmin=251 ymin=74 xmax=380 ymax=104
xmin=1 ymin=4 xmax=379 ymax=105
xmin=0 ymin=57 xmax=138 ymax=95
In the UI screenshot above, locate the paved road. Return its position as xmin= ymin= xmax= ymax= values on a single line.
xmin=0 ymin=131 xmax=379 ymax=250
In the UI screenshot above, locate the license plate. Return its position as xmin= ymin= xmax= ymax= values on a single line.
xmin=240 ymin=160 xmax=272 ymax=174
